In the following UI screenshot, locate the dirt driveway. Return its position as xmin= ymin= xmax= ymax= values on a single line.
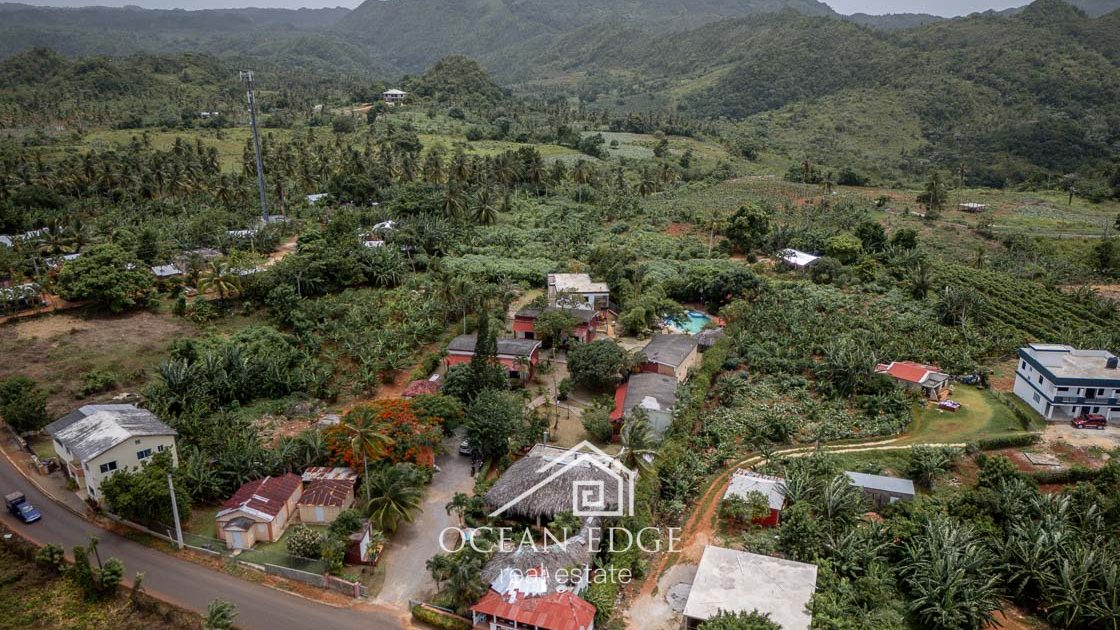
xmin=1043 ymin=423 xmax=1120 ymax=450
xmin=373 ymin=432 xmax=475 ymax=607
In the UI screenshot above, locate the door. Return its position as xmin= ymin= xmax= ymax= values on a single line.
xmin=231 ymin=532 xmax=244 ymax=549
xmin=314 ymin=507 xmax=325 ymax=522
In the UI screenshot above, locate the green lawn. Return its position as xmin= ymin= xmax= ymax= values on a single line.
xmin=28 ymin=435 xmax=55 ymax=461
xmin=898 ymin=386 xmax=1034 ymax=445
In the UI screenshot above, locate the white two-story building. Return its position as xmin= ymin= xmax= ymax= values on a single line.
xmin=1013 ymin=344 xmax=1120 ymax=424
xmin=45 ymin=404 xmax=178 ymax=503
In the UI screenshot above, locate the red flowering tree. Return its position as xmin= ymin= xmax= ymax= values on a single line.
xmin=326 ymin=399 xmax=443 ymax=469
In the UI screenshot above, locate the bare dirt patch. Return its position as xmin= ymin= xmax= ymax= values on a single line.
xmin=0 ymin=310 xmax=198 ymax=415
xmin=1042 ymin=423 xmax=1120 ymax=451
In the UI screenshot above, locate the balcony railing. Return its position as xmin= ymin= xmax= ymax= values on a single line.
xmin=1053 ymin=396 xmax=1119 ymax=406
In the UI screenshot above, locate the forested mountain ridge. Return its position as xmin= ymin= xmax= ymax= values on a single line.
xmin=0 ymin=3 xmax=380 ymax=75
xmin=339 ymin=0 xmax=836 ymax=73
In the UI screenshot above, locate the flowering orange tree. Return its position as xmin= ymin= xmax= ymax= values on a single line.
xmin=326 ymin=399 xmax=443 ymax=468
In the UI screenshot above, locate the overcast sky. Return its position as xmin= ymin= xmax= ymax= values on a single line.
xmin=11 ymin=0 xmax=1039 ymax=16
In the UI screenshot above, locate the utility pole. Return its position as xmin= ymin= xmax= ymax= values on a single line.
xmin=240 ymin=70 xmax=269 ymax=224
xmin=167 ymin=473 xmax=184 ymax=550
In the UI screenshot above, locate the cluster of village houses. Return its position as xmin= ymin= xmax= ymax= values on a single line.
xmin=36 ymin=266 xmax=1120 ymax=630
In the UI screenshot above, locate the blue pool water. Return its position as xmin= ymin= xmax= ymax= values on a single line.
xmin=668 ymin=311 xmax=712 ymax=334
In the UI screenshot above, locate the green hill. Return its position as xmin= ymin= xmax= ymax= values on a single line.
xmin=339 ymin=0 xmax=836 ymax=74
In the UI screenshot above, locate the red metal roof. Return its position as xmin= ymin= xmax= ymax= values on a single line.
xmin=220 ymin=473 xmax=301 ymax=518
xmin=297 ymin=479 xmax=354 ymax=507
xmin=875 ymin=361 xmax=941 ymax=385
xmin=471 ymin=591 xmax=595 ymax=630
xmin=610 ymin=381 xmax=629 ymax=421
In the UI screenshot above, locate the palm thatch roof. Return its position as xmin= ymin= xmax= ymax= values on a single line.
xmin=484 ymin=445 xmax=630 ymax=521
xmin=481 ymin=520 xmax=596 ymax=595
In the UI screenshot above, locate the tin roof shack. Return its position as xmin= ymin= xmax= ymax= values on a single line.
xmin=874 ymin=361 xmax=951 ymax=401
xmin=723 ymin=470 xmax=786 ymax=527
xmin=640 ymin=334 xmax=699 ymax=383
xmin=683 ymin=546 xmax=817 ymax=630
xmin=298 ymin=479 xmax=355 ymax=525
xmin=46 ymin=404 xmax=177 ymax=503
xmin=844 ymin=471 xmax=915 ymax=509
xmin=215 ymin=473 xmax=302 ymax=549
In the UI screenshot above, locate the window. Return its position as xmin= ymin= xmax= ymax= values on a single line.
xmin=1057 ymin=387 xmax=1069 ymax=392
xmin=1037 ymin=375 xmax=1043 ymax=384
xmin=99 ymin=461 xmax=118 ymax=474
xmin=1033 ymin=393 xmax=1041 ymax=403
xmin=134 ymin=439 xmax=142 ymax=445
xmin=157 ymin=444 xmax=165 ymax=453
xmin=1021 ymin=361 xmax=1026 ymax=370
xmin=136 ymin=448 xmax=153 ymax=460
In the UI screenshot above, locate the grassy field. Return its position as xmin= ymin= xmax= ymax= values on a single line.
xmin=0 ymin=531 xmax=199 ymax=629
xmin=898 ymin=386 xmax=1036 ymax=445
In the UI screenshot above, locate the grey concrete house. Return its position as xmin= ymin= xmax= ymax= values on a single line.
xmin=683 ymin=546 xmax=817 ymax=630
xmin=844 ymin=471 xmax=916 ymax=509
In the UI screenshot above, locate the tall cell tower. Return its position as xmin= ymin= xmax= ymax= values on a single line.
xmin=240 ymin=70 xmax=269 ymax=223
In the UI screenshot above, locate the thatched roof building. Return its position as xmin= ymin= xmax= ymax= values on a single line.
xmin=484 ymin=444 xmax=631 ymax=522
xmin=481 ymin=520 xmax=596 ymax=595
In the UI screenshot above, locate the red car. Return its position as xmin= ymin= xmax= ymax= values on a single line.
xmin=1071 ymin=415 xmax=1107 ymax=430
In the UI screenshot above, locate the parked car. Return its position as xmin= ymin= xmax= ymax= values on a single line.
xmin=458 ymin=440 xmax=472 ymax=456
xmin=1071 ymin=415 xmax=1107 ymax=430
xmin=5 ymin=491 xmax=41 ymax=523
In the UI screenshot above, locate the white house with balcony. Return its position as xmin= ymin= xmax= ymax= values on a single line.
xmin=1013 ymin=344 xmax=1120 ymax=423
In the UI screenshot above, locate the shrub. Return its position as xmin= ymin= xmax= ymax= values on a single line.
xmin=568 ymin=340 xmax=629 ymax=390
xmin=285 ymin=525 xmax=325 ymax=559
xmin=1029 ymin=466 xmax=1103 ymax=485
xmin=976 ymin=433 xmax=1040 ymax=450
xmin=79 ymin=369 xmax=119 ymax=397
xmin=411 ymin=604 xmax=471 ymax=630
xmin=0 ymin=376 xmax=48 ymax=432
xmin=557 ymin=377 xmax=572 ymax=401
xmin=581 ymin=405 xmax=615 ymax=443
xmin=34 ymin=543 xmax=66 ymax=574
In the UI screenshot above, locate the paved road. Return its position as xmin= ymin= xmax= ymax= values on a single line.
xmin=375 ymin=433 xmax=474 ymax=605
xmin=0 ymin=453 xmax=402 ymax=630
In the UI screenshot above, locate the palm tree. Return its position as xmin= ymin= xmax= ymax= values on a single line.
xmin=197 ymin=261 xmax=242 ymax=304
xmin=363 ymin=465 xmax=423 ymax=532
xmin=619 ymin=412 xmax=657 ymax=474
xmin=474 ymin=189 xmax=499 ymax=225
xmin=426 ymin=554 xmax=454 ymax=591
xmin=341 ymin=405 xmax=395 ymax=501
xmin=442 ymin=185 xmax=467 ymax=219
xmin=570 ymin=160 xmax=593 ymax=203
xmin=445 ymin=492 xmax=470 ymax=526
xmin=444 ymin=555 xmax=487 ymax=614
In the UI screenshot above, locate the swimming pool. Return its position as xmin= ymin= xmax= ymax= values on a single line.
xmin=667 ymin=311 xmax=713 ymax=334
